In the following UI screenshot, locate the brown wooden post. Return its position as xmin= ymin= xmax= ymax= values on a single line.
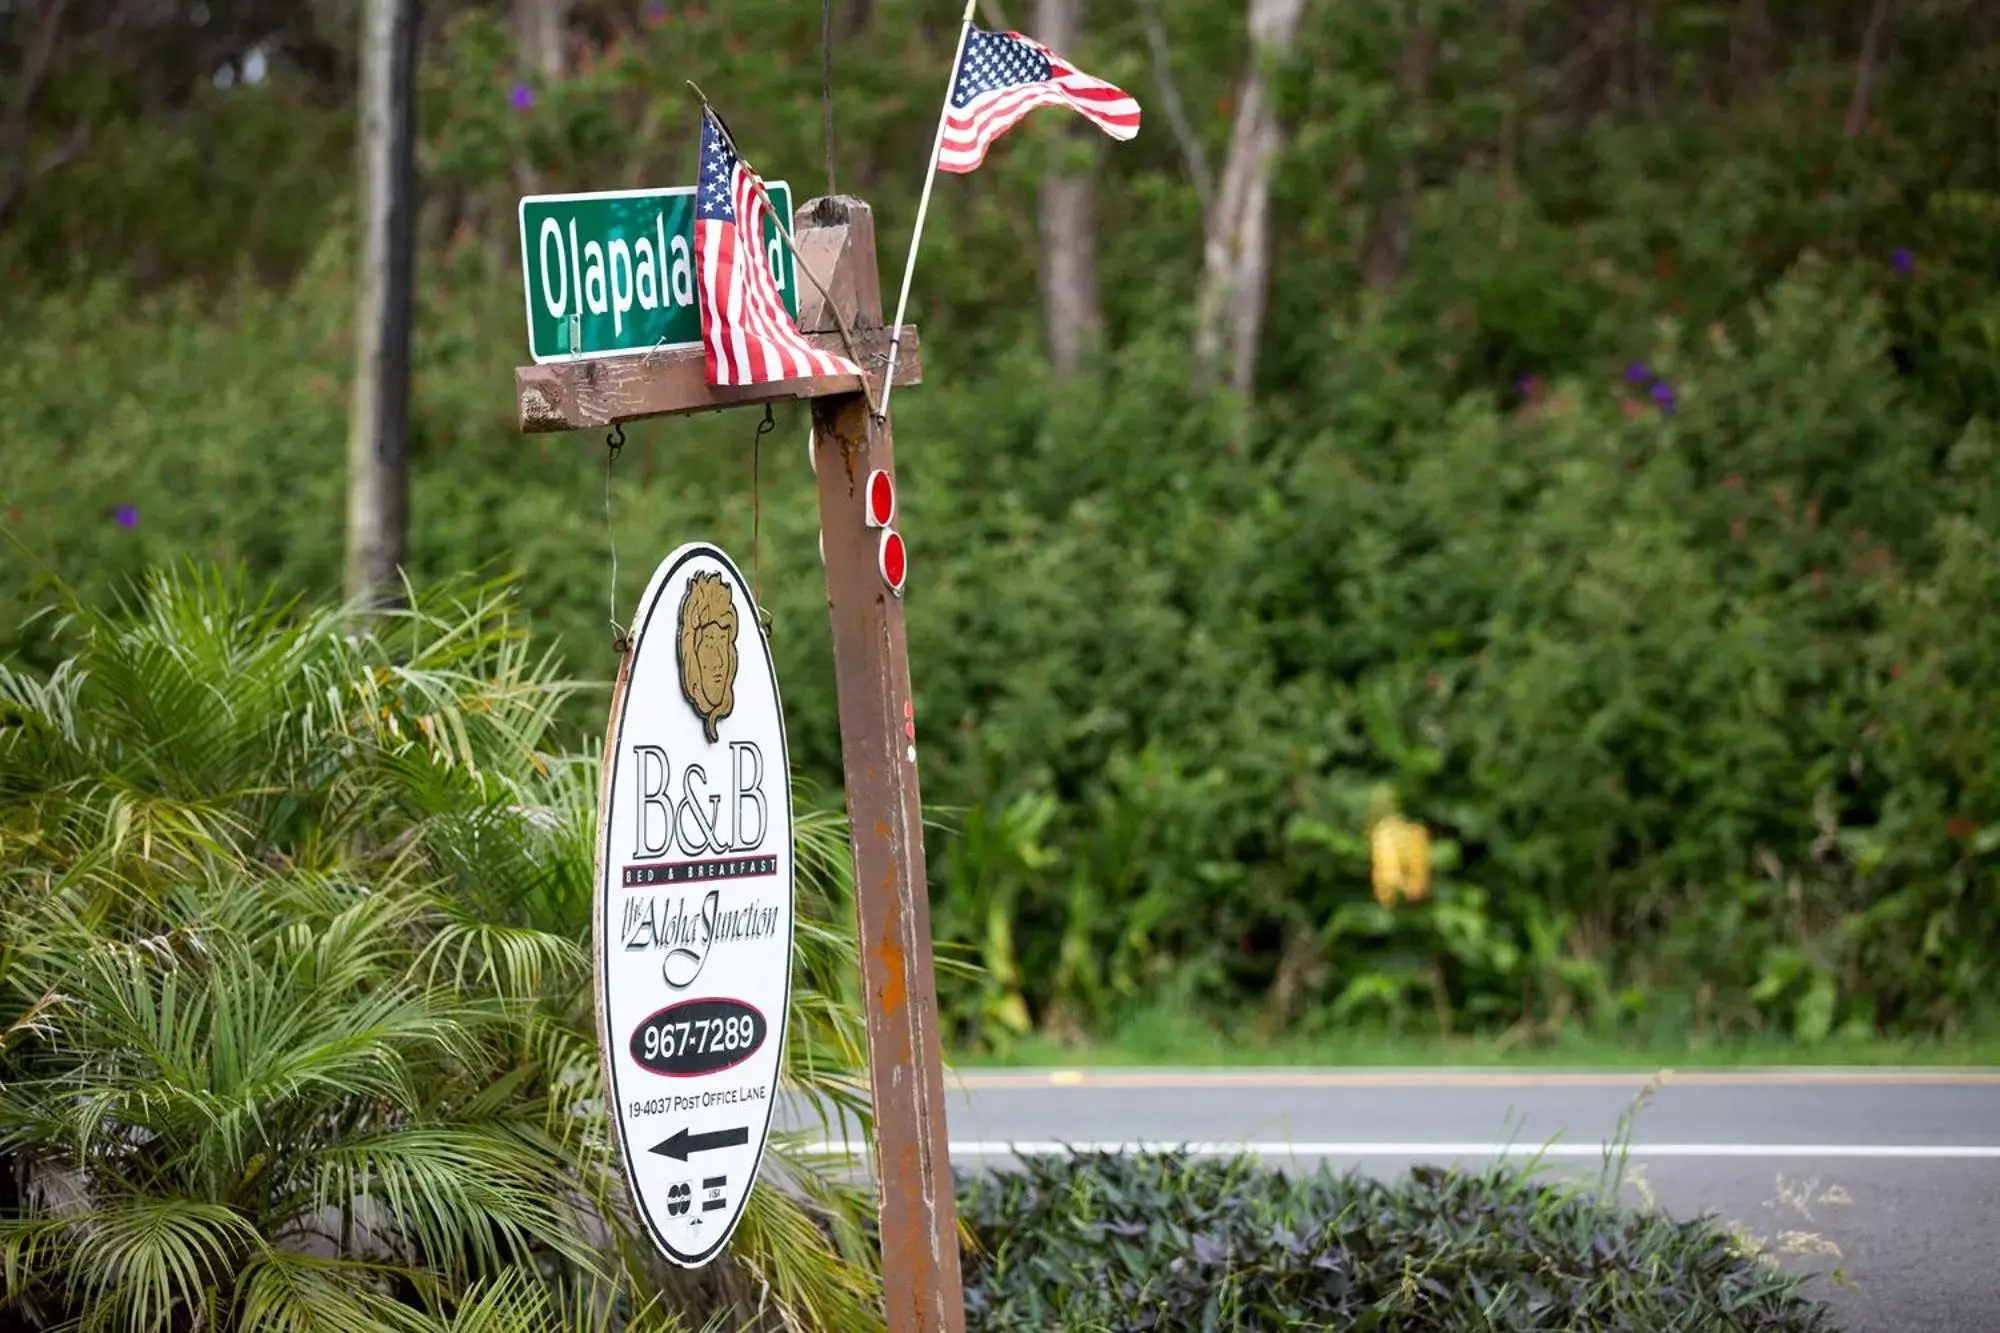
xmin=795 ymin=193 xmax=966 ymax=1333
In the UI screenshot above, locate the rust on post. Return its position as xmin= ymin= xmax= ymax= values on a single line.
xmin=799 ymin=193 xmax=966 ymax=1333
xmin=514 ymin=326 xmax=920 ymax=434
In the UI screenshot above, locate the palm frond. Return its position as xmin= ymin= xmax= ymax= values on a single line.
xmin=235 ymin=1250 xmax=438 ymax=1333
xmin=63 ymin=1197 xmax=264 ymax=1330
xmin=718 ymin=1180 xmax=886 ymax=1333
xmin=431 ymin=1267 xmax=700 ymax=1333
xmin=311 ymin=1124 xmax=605 ymax=1281
xmin=418 ymin=916 xmax=585 ymax=1005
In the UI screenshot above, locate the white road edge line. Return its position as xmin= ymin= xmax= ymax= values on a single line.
xmin=798 ymin=1140 xmax=2000 ymax=1160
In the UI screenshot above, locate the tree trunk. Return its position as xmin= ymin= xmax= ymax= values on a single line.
xmin=1140 ymin=0 xmax=1213 ymax=210
xmin=1563 ymin=0 xmax=1619 ymax=127
xmin=511 ymin=0 xmax=567 ymax=78
xmin=1193 ymin=0 xmax=1305 ymax=397
xmin=0 ymin=0 xmax=74 ymax=229
xmin=1034 ymin=0 xmax=1101 ymax=377
xmin=1360 ymin=0 xmax=1437 ymax=289
xmin=1498 ymin=0 xmax=1523 ymax=217
xmin=1630 ymin=0 xmax=1656 ymax=118
xmin=344 ymin=0 xmax=419 ymax=609
xmin=1730 ymin=0 xmax=1771 ymax=97
xmin=1844 ymin=0 xmax=1893 ymax=138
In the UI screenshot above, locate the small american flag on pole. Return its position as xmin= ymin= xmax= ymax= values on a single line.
xmin=938 ymin=26 xmax=1141 ymax=174
xmin=695 ymin=107 xmax=863 ymax=387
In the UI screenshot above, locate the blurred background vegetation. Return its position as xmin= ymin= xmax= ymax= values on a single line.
xmin=4 ymin=0 xmax=1999 ymax=1059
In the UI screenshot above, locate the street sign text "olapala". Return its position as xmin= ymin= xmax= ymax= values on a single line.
xmin=518 ymin=184 xmax=797 ymax=364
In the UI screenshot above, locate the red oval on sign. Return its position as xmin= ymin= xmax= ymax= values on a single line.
xmin=629 ymin=995 xmax=768 ymax=1078
xmin=879 ymin=529 xmax=906 ymax=595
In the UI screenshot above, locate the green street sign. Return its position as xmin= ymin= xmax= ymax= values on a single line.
xmin=517 ymin=184 xmax=797 ymax=364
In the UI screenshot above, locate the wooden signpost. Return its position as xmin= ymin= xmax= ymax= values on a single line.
xmin=516 ymin=194 xmax=964 ymax=1332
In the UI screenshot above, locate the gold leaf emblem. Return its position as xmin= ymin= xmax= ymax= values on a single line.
xmin=676 ymin=571 xmax=740 ymax=743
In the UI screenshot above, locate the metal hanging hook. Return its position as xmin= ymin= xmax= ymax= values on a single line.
xmin=606 ymin=421 xmax=626 ymax=457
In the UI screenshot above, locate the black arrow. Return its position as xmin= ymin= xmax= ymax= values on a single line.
xmin=648 ymin=1125 xmax=749 ymax=1161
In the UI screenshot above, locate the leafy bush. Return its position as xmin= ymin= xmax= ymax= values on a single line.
xmin=0 ymin=564 xmax=882 ymax=1331
xmin=956 ymin=1151 xmax=1837 ymax=1332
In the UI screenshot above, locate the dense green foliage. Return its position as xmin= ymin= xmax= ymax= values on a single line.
xmin=1 ymin=567 xmax=1853 ymax=1331
xmin=955 ymin=1149 xmax=1836 ymax=1331
xmin=0 ymin=567 xmax=882 ymax=1330
xmin=6 ymin=0 xmax=2000 ymax=1052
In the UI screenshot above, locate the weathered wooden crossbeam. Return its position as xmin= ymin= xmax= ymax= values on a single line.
xmin=514 ymin=324 xmax=919 ymax=433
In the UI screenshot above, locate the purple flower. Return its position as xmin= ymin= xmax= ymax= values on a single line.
xmin=1624 ymin=361 xmax=1652 ymax=384
xmin=1649 ymin=380 xmax=1678 ymax=415
xmin=114 ymin=505 xmax=138 ymax=530
xmin=509 ymin=82 xmax=534 ymax=112
xmin=1890 ymin=248 xmax=1914 ymax=275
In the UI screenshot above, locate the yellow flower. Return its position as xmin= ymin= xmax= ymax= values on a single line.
xmin=1370 ymin=814 xmax=1431 ymax=907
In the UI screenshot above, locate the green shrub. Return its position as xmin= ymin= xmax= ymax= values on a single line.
xmin=955 ymin=1151 xmax=1837 ymax=1332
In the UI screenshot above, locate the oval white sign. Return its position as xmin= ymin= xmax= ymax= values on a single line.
xmin=594 ymin=542 xmax=793 ymax=1269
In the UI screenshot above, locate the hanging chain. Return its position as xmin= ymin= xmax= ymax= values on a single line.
xmin=605 ymin=423 xmax=628 ymax=652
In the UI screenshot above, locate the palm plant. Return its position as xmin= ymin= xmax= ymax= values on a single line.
xmin=0 ymin=562 xmax=883 ymax=1331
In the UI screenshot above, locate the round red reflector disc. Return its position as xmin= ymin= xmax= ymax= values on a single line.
xmin=878 ymin=529 xmax=906 ymax=595
xmin=865 ymin=470 xmax=896 ymax=528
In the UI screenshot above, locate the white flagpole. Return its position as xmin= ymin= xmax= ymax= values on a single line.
xmin=876 ymin=0 xmax=978 ymax=423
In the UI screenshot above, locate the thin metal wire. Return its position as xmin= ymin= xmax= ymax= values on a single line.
xmin=606 ymin=423 xmax=627 ymax=649
xmin=752 ymin=403 xmax=774 ymax=634
xmin=821 ymin=0 xmax=837 ymax=196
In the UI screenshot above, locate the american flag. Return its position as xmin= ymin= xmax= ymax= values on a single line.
xmin=695 ymin=108 xmax=863 ymax=387
xmin=939 ymin=26 xmax=1141 ymax=175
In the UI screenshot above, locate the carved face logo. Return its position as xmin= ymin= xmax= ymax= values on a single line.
xmin=676 ymin=571 xmax=739 ymax=743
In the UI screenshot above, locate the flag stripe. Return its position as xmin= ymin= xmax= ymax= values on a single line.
xmin=941 ymin=82 xmax=1139 ymax=147
xmin=704 ymin=220 xmax=736 ymax=382
xmin=734 ymin=172 xmax=784 ymax=381
xmin=743 ymin=180 xmax=815 ymax=379
xmin=693 ymin=108 xmax=863 ymax=389
xmin=741 ymin=174 xmax=826 ymax=379
xmin=940 ymin=87 xmax=1136 ymax=172
xmin=743 ymin=174 xmax=850 ymax=380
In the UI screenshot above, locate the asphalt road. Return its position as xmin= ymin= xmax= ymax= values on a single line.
xmin=782 ymin=1067 xmax=2000 ymax=1333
